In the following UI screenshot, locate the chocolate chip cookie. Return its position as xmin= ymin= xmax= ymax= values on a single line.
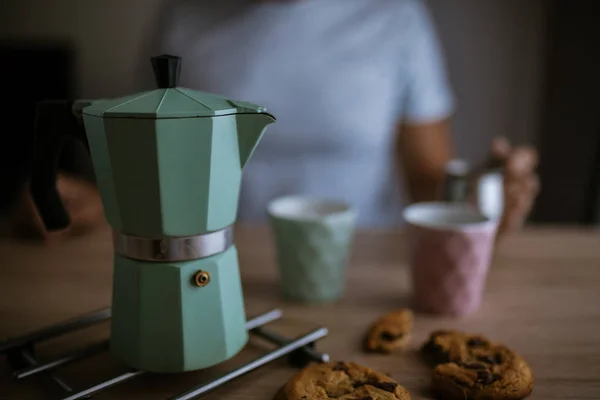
xmin=274 ymin=361 xmax=411 ymax=400
xmin=365 ymin=309 xmax=413 ymax=353
xmin=420 ymin=330 xmax=534 ymax=400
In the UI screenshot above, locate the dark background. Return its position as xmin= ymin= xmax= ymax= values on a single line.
xmin=0 ymin=42 xmax=75 ymax=211
xmin=531 ymin=0 xmax=600 ymax=225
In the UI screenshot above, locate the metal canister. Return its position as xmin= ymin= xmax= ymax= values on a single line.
xmin=442 ymin=158 xmax=504 ymax=222
xmin=442 ymin=159 xmax=471 ymax=203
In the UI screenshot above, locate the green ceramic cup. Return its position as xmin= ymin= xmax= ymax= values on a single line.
xmin=267 ymin=196 xmax=357 ymax=303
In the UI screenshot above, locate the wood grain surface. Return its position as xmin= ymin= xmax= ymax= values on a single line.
xmin=1 ymin=224 xmax=599 ymax=399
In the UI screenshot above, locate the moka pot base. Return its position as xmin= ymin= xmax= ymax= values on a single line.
xmin=110 ymin=228 xmax=248 ymax=373
xmin=108 ymin=225 xmax=248 ymax=373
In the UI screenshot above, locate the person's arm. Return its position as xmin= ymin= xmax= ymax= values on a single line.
xmin=396 ymin=119 xmax=453 ymax=203
xmin=395 ymin=1 xmax=455 ymax=204
xmin=395 ymin=2 xmax=539 ymax=235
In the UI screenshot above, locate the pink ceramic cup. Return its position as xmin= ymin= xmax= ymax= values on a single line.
xmin=403 ymin=202 xmax=498 ymax=316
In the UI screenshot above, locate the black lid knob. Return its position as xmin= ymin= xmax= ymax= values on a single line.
xmin=151 ymin=54 xmax=181 ymax=88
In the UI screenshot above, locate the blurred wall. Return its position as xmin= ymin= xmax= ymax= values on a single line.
xmin=0 ymin=0 xmax=547 ymax=165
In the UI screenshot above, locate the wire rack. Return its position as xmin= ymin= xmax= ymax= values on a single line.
xmin=1 ymin=308 xmax=329 ymax=399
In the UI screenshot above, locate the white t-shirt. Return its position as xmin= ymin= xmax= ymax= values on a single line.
xmin=146 ymin=0 xmax=455 ymax=227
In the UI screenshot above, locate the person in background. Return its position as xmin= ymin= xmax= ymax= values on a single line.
xmin=141 ymin=0 xmax=538 ymax=234
xmin=2 ymin=0 xmax=539 ymax=241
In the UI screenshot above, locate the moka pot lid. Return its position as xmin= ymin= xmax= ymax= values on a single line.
xmin=82 ymin=54 xmax=268 ymax=119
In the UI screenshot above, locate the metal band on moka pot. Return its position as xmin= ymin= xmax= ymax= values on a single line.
xmin=112 ymin=226 xmax=234 ymax=262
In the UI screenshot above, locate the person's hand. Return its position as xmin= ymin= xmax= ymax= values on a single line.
xmin=489 ymin=137 xmax=540 ymax=235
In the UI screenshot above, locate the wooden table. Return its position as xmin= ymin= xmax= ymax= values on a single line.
xmin=1 ymin=225 xmax=599 ymax=399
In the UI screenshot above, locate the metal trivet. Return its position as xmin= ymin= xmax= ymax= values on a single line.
xmin=1 ymin=308 xmax=329 ymax=399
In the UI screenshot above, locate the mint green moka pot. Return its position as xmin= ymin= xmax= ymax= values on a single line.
xmin=29 ymin=55 xmax=276 ymax=373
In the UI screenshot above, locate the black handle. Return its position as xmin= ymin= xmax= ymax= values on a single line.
xmin=29 ymin=100 xmax=90 ymax=231
xmin=151 ymin=54 xmax=181 ymax=88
